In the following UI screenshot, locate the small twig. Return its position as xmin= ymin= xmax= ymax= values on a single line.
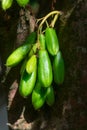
xmin=36 ymin=17 xmax=45 ymax=24
xmin=20 ymin=106 xmax=25 ymax=118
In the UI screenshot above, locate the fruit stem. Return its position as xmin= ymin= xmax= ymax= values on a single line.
xmin=50 ymin=14 xmax=58 ymax=28
xmin=38 ymin=11 xmax=61 ymax=32
xmin=45 ymin=20 xmax=49 ymax=28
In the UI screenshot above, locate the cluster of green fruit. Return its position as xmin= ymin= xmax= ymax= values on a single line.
xmin=6 ymin=27 xmax=65 ymax=110
xmin=1 ymin=0 xmax=30 ymax=10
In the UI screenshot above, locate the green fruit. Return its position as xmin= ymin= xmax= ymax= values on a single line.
xmin=26 ymin=55 xmax=37 ymax=74
xmin=6 ymin=32 xmax=36 ymax=67
xmin=32 ymin=81 xmax=46 ymax=110
xmin=16 ymin=0 xmax=29 ymax=7
xmin=19 ymin=67 xmax=37 ymax=97
xmin=46 ymin=86 xmax=55 ymax=106
xmin=2 ymin=0 xmax=13 ymax=10
xmin=39 ymin=34 xmax=45 ymax=50
xmin=6 ymin=44 xmax=31 ymax=67
xmin=45 ymin=28 xmax=59 ymax=55
xmin=38 ymin=50 xmax=53 ymax=87
xmin=53 ymin=51 xmax=65 ymax=84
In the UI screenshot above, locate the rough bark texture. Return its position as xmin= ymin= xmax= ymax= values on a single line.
xmin=0 ymin=0 xmax=87 ymax=130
